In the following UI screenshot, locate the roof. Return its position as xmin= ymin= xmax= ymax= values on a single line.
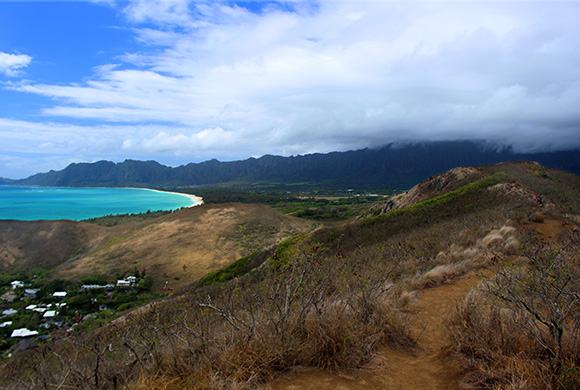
xmin=10 ymin=281 xmax=24 ymax=288
xmin=11 ymin=328 xmax=39 ymax=338
xmin=43 ymin=310 xmax=57 ymax=318
xmin=2 ymin=309 xmax=18 ymax=316
xmin=52 ymin=291 xmax=68 ymax=297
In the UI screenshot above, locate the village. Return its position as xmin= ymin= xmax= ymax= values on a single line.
xmin=0 ymin=272 xmax=157 ymax=357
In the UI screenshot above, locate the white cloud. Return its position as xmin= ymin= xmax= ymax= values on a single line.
xmin=4 ymin=1 xmax=580 ymax=176
xmin=0 ymin=52 xmax=32 ymax=77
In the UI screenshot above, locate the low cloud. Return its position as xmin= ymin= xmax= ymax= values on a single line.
xmin=0 ymin=52 xmax=32 ymax=77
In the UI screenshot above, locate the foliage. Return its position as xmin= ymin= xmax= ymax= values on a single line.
xmin=197 ymin=249 xmax=271 ymax=287
xmin=80 ymin=275 xmax=110 ymax=286
xmin=446 ymin=234 xmax=580 ymax=389
xmin=2 ymin=161 xmax=578 ymax=389
xmin=82 ymin=210 xmax=174 ymax=227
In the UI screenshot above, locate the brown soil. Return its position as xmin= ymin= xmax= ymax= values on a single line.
xmin=533 ymin=218 xmax=567 ymax=243
xmin=269 ymin=218 xmax=572 ymax=390
xmin=268 ymin=274 xmax=481 ymax=390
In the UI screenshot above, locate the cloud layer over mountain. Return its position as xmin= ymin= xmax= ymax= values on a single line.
xmin=1 ymin=1 xmax=579 ymax=177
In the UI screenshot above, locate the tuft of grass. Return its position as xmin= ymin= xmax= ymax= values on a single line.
xmin=445 ymin=237 xmax=580 ymax=389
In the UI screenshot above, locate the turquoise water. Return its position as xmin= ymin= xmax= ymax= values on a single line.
xmin=0 ymin=186 xmax=200 ymax=221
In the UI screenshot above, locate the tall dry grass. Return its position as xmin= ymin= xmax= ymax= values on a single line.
xmin=445 ymin=235 xmax=580 ymax=390
xmin=0 ymin=169 xmax=544 ymax=389
xmin=0 ymin=241 xmax=414 ymax=390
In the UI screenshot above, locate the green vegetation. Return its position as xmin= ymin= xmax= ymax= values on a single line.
xmin=0 ymin=271 xmax=159 ymax=354
xmin=197 ymin=249 xmax=271 ymax=287
xmin=1 ymin=162 xmax=580 ymax=389
xmin=82 ymin=209 xmax=175 ymax=227
xmin=174 ymin=185 xmax=387 ymax=222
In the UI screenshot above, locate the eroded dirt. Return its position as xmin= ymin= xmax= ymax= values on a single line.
xmin=268 ymin=274 xmax=481 ymax=390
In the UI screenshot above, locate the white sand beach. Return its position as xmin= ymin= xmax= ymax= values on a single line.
xmin=144 ymin=188 xmax=204 ymax=206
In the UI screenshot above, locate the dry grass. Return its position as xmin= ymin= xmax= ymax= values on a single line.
xmin=0 ymin=240 xmax=414 ymax=390
xmin=445 ymin=237 xmax=580 ymax=390
xmin=3 ymin=161 xmax=569 ymax=389
xmin=412 ymin=224 xmax=520 ymax=290
xmin=0 ymin=203 xmax=315 ymax=290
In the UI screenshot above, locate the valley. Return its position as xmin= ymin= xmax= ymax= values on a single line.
xmin=0 ymin=161 xmax=579 ymax=389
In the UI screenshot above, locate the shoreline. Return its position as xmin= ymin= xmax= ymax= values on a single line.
xmin=141 ymin=188 xmax=204 ymax=207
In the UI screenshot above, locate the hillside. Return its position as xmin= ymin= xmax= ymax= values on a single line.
xmin=0 ymin=204 xmax=315 ymax=290
xmin=1 ymin=161 xmax=579 ymax=390
xmin=0 ymin=220 xmax=99 ymax=272
xmin=15 ymin=141 xmax=580 ymax=190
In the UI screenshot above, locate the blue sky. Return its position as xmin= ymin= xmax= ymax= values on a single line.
xmin=1 ymin=1 xmax=580 ymax=179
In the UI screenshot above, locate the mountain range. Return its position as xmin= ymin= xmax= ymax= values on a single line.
xmin=7 ymin=140 xmax=580 ymax=190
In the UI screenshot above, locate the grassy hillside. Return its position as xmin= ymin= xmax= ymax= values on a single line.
xmin=0 ymin=220 xmax=98 ymax=272
xmin=1 ymin=161 xmax=579 ymax=389
xmin=0 ymin=204 xmax=316 ymax=291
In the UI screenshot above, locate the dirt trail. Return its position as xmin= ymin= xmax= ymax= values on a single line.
xmin=268 ymin=220 xmax=569 ymax=390
xmin=268 ymin=274 xmax=481 ymax=390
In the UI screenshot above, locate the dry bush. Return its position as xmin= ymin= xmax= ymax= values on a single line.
xmin=1 ymin=241 xmax=413 ymax=390
xmin=412 ymin=224 xmax=519 ymax=290
xmin=446 ymin=290 xmax=553 ymax=389
xmin=446 ymin=237 xmax=580 ymax=390
xmin=529 ymin=211 xmax=546 ymax=223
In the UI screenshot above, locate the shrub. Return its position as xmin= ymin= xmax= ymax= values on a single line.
xmin=446 ymin=235 xmax=580 ymax=389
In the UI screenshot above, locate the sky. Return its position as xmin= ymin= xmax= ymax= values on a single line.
xmin=1 ymin=1 xmax=580 ymax=179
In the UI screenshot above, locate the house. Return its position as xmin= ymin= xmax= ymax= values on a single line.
xmin=10 ymin=281 xmax=24 ymax=289
xmin=43 ymin=310 xmax=57 ymax=320
xmin=10 ymin=328 xmax=39 ymax=338
xmin=126 ymin=276 xmax=137 ymax=284
xmin=1 ymin=291 xmax=17 ymax=303
xmin=2 ymin=309 xmax=18 ymax=316
xmin=24 ymin=289 xmax=39 ymax=299
xmin=81 ymin=284 xmax=103 ymax=292
xmin=81 ymin=284 xmax=115 ymax=292
xmin=25 ymin=304 xmax=48 ymax=313
xmin=52 ymin=291 xmax=67 ymax=298
xmin=0 ymin=321 xmax=12 ymax=328
xmin=116 ymin=280 xmax=131 ymax=288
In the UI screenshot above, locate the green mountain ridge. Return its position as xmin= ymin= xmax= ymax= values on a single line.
xmin=15 ymin=141 xmax=580 ymax=190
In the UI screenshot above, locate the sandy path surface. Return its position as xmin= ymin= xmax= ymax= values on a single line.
xmin=268 ymin=219 xmax=569 ymax=390
xmin=268 ymin=274 xmax=481 ymax=390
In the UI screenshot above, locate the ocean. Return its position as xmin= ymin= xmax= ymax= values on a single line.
xmin=0 ymin=186 xmax=200 ymax=221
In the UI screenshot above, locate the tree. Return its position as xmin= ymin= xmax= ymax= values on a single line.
xmin=489 ymin=235 xmax=580 ymax=386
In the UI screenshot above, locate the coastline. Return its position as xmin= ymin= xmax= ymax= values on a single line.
xmin=141 ymin=188 xmax=204 ymax=207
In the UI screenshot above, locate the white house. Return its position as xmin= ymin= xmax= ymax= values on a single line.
xmin=0 ymin=321 xmax=12 ymax=328
xmin=2 ymin=309 xmax=18 ymax=316
xmin=116 ymin=280 xmax=131 ymax=288
xmin=52 ymin=291 xmax=67 ymax=298
xmin=11 ymin=328 xmax=39 ymax=338
xmin=24 ymin=289 xmax=39 ymax=299
xmin=43 ymin=310 xmax=57 ymax=319
xmin=10 ymin=281 xmax=24 ymax=289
